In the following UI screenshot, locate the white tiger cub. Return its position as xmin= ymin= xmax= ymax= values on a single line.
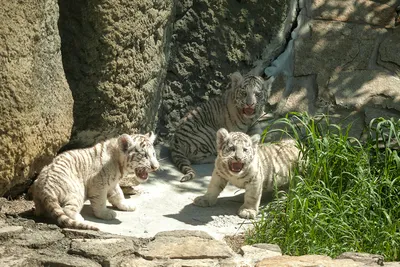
xmin=193 ymin=128 xmax=300 ymax=219
xmin=31 ymin=132 xmax=159 ymax=230
xmin=171 ymin=72 xmax=273 ymax=182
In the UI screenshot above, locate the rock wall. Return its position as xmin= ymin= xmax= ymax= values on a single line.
xmin=58 ymin=0 xmax=174 ymax=149
xmin=0 ymin=0 xmax=73 ymax=196
xmin=0 ymin=211 xmax=389 ymax=267
xmin=157 ymin=0 xmax=295 ymax=139
xmin=264 ymin=0 xmax=400 ymax=139
xmin=1 ymin=0 xmax=399 ymax=197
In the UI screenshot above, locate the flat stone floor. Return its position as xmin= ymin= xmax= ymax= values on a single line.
xmin=81 ymin=145 xmax=254 ymax=240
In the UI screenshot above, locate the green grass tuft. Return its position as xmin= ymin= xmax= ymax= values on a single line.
xmin=246 ymin=112 xmax=400 ymax=261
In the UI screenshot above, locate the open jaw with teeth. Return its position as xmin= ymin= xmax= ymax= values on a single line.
xmin=135 ymin=167 xmax=149 ymax=180
xmin=243 ymin=107 xmax=255 ymax=116
xmin=229 ymin=161 xmax=244 ymax=173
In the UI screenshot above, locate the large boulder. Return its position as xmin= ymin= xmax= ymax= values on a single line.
xmin=0 ymin=0 xmax=73 ymax=197
xmin=58 ymin=0 xmax=174 ymax=148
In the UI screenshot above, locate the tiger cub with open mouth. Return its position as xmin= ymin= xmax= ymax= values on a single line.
xmin=193 ymin=128 xmax=300 ymax=219
xmin=31 ymin=132 xmax=159 ymax=230
xmin=170 ymin=71 xmax=273 ymax=182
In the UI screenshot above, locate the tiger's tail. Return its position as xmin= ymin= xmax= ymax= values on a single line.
xmin=44 ymin=197 xmax=99 ymax=231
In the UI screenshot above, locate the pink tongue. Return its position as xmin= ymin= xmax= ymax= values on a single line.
xmin=136 ymin=169 xmax=148 ymax=179
xmin=230 ymin=162 xmax=244 ymax=172
xmin=243 ymin=108 xmax=255 ymax=115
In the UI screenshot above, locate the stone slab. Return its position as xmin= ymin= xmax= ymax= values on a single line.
xmin=69 ymin=238 xmax=135 ymax=261
xmin=138 ymin=230 xmax=234 ymax=260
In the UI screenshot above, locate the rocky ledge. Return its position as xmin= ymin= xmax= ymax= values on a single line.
xmin=0 ymin=213 xmax=397 ymax=267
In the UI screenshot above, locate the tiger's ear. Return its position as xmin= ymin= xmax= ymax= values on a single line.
xmin=146 ymin=131 xmax=156 ymax=144
xmin=118 ymin=134 xmax=135 ymax=153
xmin=216 ymin=128 xmax=229 ymax=150
xmin=250 ymin=134 xmax=260 ymax=147
xmin=230 ymin=71 xmax=243 ymax=89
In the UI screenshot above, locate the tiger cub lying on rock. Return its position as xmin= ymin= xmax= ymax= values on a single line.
xmin=170 ymin=71 xmax=274 ymax=182
xmin=193 ymin=128 xmax=300 ymax=219
xmin=31 ymin=132 xmax=159 ymax=230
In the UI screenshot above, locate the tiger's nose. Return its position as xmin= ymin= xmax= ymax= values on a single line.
xmin=151 ymin=162 xmax=159 ymax=171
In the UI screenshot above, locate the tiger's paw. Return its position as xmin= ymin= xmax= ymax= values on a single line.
xmin=238 ymin=207 xmax=257 ymax=219
xmin=180 ymin=174 xmax=193 ymax=182
xmin=193 ymin=195 xmax=216 ymax=207
xmin=95 ymin=209 xmax=117 ymax=220
xmin=115 ymin=200 xmax=136 ymax=211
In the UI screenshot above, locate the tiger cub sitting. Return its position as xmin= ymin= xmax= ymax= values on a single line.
xmin=193 ymin=128 xmax=300 ymax=219
xmin=171 ymin=71 xmax=273 ymax=182
xmin=31 ymin=132 xmax=159 ymax=230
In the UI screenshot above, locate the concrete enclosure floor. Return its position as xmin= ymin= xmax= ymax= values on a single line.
xmin=81 ymin=145 xmax=257 ymax=240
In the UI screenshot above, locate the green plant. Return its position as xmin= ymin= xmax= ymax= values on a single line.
xmin=246 ymin=113 xmax=400 ymax=261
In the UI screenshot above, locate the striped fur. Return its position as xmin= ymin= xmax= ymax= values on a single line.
xmin=31 ymin=132 xmax=159 ymax=230
xmin=170 ymin=71 xmax=272 ymax=182
xmin=193 ymin=128 xmax=300 ymax=219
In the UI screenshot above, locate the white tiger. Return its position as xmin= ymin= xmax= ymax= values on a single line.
xmin=31 ymin=132 xmax=159 ymax=230
xmin=170 ymin=72 xmax=273 ymax=182
xmin=193 ymin=128 xmax=300 ymax=219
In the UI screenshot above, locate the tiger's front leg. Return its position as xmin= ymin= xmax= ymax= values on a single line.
xmin=193 ymin=172 xmax=227 ymax=207
xmin=238 ymin=179 xmax=263 ymax=219
xmin=90 ymin=191 xmax=117 ymax=220
xmin=107 ymin=184 xmax=136 ymax=211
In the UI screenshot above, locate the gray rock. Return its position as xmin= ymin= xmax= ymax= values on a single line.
xmin=58 ymin=0 xmax=174 ymax=148
xmin=69 ymin=238 xmax=136 ymax=263
xmin=336 ymin=252 xmax=384 ymax=266
xmin=307 ymin=0 xmax=397 ymax=28
xmin=0 ymin=0 xmax=73 ymax=197
xmin=138 ymin=230 xmax=234 ymax=260
xmin=329 ymin=70 xmax=400 ymax=110
xmin=378 ymin=27 xmax=400 ymax=76
xmin=240 ymin=244 xmax=282 ymax=266
xmin=154 ymin=230 xmax=214 ymax=239
xmin=13 ymin=229 xmax=65 ymax=249
xmin=255 ymin=255 xmax=366 ymax=267
xmin=364 ymin=106 xmax=400 ymax=126
xmin=294 ymin=20 xmax=387 ymax=99
xmin=0 ymin=226 xmax=24 ymax=240
xmin=32 ymin=254 xmax=101 ymax=267
xmin=251 ymin=243 xmax=282 ymax=253
xmin=0 ymin=246 xmax=37 ymax=267
xmin=61 ymin=228 xmax=126 ymax=240
xmin=274 ymin=75 xmax=318 ymax=116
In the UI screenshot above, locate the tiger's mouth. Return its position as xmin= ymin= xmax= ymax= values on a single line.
xmin=229 ymin=161 xmax=244 ymax=173
xmin=243 ymin=107 xmax=255 ymax=116
xmin=135 ymin=167 xmax=149 ymax=180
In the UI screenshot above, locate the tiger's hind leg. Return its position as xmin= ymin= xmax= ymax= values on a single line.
xmin=62 ymin=199 xmax=84 ymax=222
xmin=33 ymin=199 xmax=44 ymax=216
xmin=108 ymin=184 xmax=136 ymax=211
